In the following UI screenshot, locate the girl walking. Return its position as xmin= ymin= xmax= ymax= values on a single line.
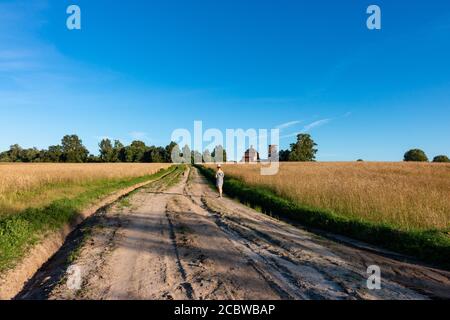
xmin=215 ymin=164 xmax=225 ymax=198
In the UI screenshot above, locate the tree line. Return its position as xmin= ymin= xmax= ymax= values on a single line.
xmin=0 ymin=133 xmax=447 ymax=163
xmin=403 ymin=149 xmax=449 ymax=163
xmin=0 ymin=133 xmax=316 ymax=164
xmin=0 ymin=135 xmax=227 ymax=164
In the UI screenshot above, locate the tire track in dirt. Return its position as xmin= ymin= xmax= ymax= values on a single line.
xmin=183 ymin=177 xmax=352 ymax=300
xmin=16 ymin=166 xmax=450 ymax=300
xmin=164 ymin=209 xmax=195 ymax=300
xmin=186 ymin=168 xmax=450 ymax=300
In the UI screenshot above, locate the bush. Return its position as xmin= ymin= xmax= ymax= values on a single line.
xmin=404 ymin=149 xmax=428 ymax=162
xmin=433 ymin=155 xmax=450 ymax=163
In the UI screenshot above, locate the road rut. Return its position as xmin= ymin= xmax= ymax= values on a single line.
xmin=17 ymin=167 xmax=450 ymax=300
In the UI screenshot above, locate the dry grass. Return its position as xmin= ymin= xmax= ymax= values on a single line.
xmin=0 ymin=163 xmax=171 ymax=215
xmin=209 ymin=162 xmax=450 ymax=231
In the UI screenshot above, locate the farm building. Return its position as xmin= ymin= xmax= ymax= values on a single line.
xmin=241 ymin=146 xmax=259 ymax=163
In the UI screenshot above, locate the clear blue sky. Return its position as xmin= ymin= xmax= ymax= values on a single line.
xmin=1 ymin=0 xmax=449 ymax=161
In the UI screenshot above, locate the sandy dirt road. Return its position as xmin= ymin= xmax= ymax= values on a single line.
xmin=17 ymin=167 xmax=450 ymax=300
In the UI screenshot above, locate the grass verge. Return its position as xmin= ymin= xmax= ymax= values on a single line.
xmin=0 ymin=165 xmax=181 ymax=273
xmin=196 ymin=165 xmax=450 ymax=270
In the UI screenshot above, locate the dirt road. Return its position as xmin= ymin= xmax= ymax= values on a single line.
xmin=17 ymin=167 xmax=450 ymax=300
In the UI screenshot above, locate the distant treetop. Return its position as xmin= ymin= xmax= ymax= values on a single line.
xmin=404 ymin=149 xmax=429 ymax=162
xmin=433 ymin=155 xmax=450 ymax=163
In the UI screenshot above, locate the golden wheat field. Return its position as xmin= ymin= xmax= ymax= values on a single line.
xmin=0 ymin=163 xmax=171 ymax=216
xmin=211 ymin=162 xmax=450 ymax=231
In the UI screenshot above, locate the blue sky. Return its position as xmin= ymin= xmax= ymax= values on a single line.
xmin=0 ymin=0 xmax=449 ymax=161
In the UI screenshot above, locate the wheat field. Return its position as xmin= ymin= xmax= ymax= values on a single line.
xmin=0 ymin=163 xmax=171 ymax=216
xmin=211 ymin=162 xmax=450 ymax=231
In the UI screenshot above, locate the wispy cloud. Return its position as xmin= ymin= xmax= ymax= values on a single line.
xmin=276 ymin=120 xmax=302 ymax=130
xmin=281 ymin=118 xmax=331 ymax=139
xmin=303 ymin=119 xmax=331 ymax=132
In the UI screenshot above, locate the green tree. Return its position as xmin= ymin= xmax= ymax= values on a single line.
xmin=9 ymin=144 xmax=22 ymax=162
xmin=20 ymin=148 xmax=40 ymax=162
xmin=126 ymin=140 xmax=147 ymax=162
xmin=279 ymin=149 xmax=290 ymax=162
xmin=165 ymin=142 xmax=178 ymax=163
xmin=433 ymin=155 xmax=450 ymax=163
xmin=0 ymin=151 xmax=11 ymax=162
xmin=404 ymin=149 xmax=428 ymax=162
xmin=118 ymin=146 xmax=128 ymax=162
xmin=99 ymin=139 xmax=114 ymax=162
xmin=142 ymin=146 xmax=155 ymax=163
xmin=111 ymin=140 xmax=124 ymax=162
xmin=61 ymin=135 xmax=89 ymax=163
xmin=289 ymin=134 xmax=318 ymax=162
xmin=152 ymin=147 xmax=167 ymax=163
xmin=86 ymin=154 xmax=102 ymax=163
xmin=143 ymin=146 xmax=166 ymax=163
xmin=40 ymin=145 xmax=63 ymax=162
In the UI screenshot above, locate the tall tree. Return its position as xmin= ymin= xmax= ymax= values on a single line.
xmin=9 ymin=144 xmax=22 ymax=162
xmin=99 ymin=138 xmax=114 ymax=162
xmin=289 ymin=134 xmax=318 ymax=162
xmin=61 ymin=135 xmax=89 ymax=163
xmin=111 ymin=140 xmax=124 ymax=162
xmin=126 ymin=140 xmax=147 ymax=162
